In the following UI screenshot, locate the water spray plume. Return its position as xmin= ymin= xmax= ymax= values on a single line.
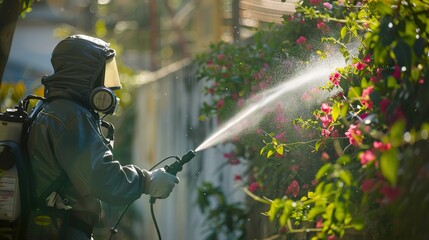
xmin=195 ymin=58 xmax=346 ymax=152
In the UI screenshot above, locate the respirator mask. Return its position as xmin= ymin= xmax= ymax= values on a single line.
xmin=89 ymin=57 xmax=122 ymax=115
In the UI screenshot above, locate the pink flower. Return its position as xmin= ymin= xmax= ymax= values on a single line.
xmin=363 ymin=54 xmax=372 ymax=63
xmin=216 ymin=99 xmax=224 ymax=109
xmin=323 ymin=2 xmax=333 ymax=10
xmin=217 ymin=53 xmax=225 ymax=61
xmin=359 ymin=150 xmax=376 ymax=165
xmin=285 ymin=180 xmax=300 ymax=197
xmin=223 ymin=152 xmax=240 ymax=165
xmin=301 ymin=92 xmax=312 ymax=101
xmin=359 ymin=113 xmax=369 ymax=120
xmin=275 ymin=113 xmax=287 ymax=124
xmin=370 ymin=76 xmax=379 ymax=83
xmin=274 ymin=132 xmax=287 ymax=141
xmin=361 ymin=86 xmax=374 ymax=109
xmin=296 ymin=36 xmax=307 ymax=44
xmin=229 ymin=159 xmax=240 ymax=165
xmin=321 ymin=103 xmax=331 ymax=113
xmin=290 ymin=165 xmax=299 ymax=172
xmin=321 ymin=152 xmax=330 ymax=161
xmin=393 ymin=65 xmax=401 ymax=79
xmin=320 ymin=115 xmax=332 ymax=128
xmin=328 ymin=235 xmax=337 ymax=240
xmin=310 ymin=0 xmax=322 ymax=4
xmin=329 ymin=72 xmax=341 ymax=86
xmin=249 ymin=182 xmax=259 ymax=192
xmin=379 ymin=186 xmax=401 ymax=203
xmin=311 ymin=179 xmax=318 ymax=186
xmin=353 ymin=62 xmax=367 ymax=71
xmin=321 ymin=128 xmax=331 ymax=138
xmin=345 ymin=124 xmax=363 ymax=146
xmin=380 ymin=99 xmax=390 ymax=113
xmin=316 ymin=219 xmax=323 ymax=228
xmin=361 ymin=178 xmax=377 ymax=193
xmin=234 ymin=175 xmax=242 ymax=181
xmin=317 ymin=21 xmax=325 ymax=29
xmin=331 ymin=129 xmax=339 ymax=137
xmin=237 ymin=98 xmax=245 ymax=108
xmin=373 ymin=141 xmax=391 ymax=151
xmin=259 ymin=81 xmax=268 ymax=90
xmin=208 ymin=88 xmax=215 ymax=95
xmin=253 ymin=72 xmax=262 ymax=80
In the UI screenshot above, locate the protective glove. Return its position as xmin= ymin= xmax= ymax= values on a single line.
xmin=143 ymin=168 xmax=180 ymax=199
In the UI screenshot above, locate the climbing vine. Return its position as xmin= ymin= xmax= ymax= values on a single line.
xmin=196 ymin=0 xmax=429 ymax=239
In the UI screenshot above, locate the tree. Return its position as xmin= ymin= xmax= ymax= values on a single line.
xmin=0 ymin=0 xmax=32 ymax=86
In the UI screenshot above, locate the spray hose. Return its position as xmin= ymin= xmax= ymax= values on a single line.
xmin=109 ymin=150 xmax=196 ymax=240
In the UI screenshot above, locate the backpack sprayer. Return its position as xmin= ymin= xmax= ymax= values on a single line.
xmin=109 ymin=150 xmax=196 ymax=240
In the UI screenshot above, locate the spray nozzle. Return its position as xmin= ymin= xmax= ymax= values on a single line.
xmin=164 ymin=150 xmax=196 ymax=176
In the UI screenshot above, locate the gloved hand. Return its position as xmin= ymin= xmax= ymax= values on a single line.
xmin=143 ymin=168 xmax=180 ymax=199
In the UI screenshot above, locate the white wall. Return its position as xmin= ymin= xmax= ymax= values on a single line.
xmin=132 ymin=59 xmax=245 ymax=240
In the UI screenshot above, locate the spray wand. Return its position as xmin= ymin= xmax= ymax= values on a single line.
xmin=149 ymin=150 xmax=195 ymax=240
xmin=109 ymin=150 xmax=196 ymax=240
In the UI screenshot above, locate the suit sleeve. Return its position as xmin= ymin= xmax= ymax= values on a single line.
xmin=53 ymin=111 xmax=147 ymax=205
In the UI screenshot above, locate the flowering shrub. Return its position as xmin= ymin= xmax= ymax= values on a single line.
xmin=196 ymin=0 xmax=429 ymax=239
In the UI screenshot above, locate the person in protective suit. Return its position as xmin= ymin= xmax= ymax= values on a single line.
xmin=26 ymin=35 xmax=179 ymax=239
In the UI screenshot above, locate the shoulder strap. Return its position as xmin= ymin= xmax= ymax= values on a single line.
xmin=21 ymin=95 xmax=69 ymax=208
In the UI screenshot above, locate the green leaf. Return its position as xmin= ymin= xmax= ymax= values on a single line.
xmin=340 ymin=26 xmax=348 ymax=39
xmin=315 ymin=139 xmax=323 ymax=151
xmin=347 ymin=86 xmax=362 ymax=99
xmin=341 ymin=104 xmax=349 ymax=119
xmin=380 ymin=149 xmax=399 ymax=186
xmin=360 ymin=77 xmax=369 ymax=88
xmin=307 ymin=206 xmax=326 ymax=220
xmin=394 ymin=39 xmax=412 ymax=71
xmin=351 ymin=219 xmax=365 ymax=231
xmin=267 ymin=150 xmax=275 ymax=158
xmin=316 ymin=163 xmax=333 ymax=180
xmin=379 ymin=17 xmax=395 ymax=45
xmin=389 ymin=120 xmax=405 ymax=147
xmin=276 ymin=145 xmax=284 ymax=155
xmin=336 ymin=155 xmax=351 ymax=165
xmin=279 ymin=200 xmax=293 ymax=226
xmin=268 ymin=199 xmax=284 ymax=221
xmin=387 ymin=76 xmax=400 ymax=88
xmin=339 ymin=170 xmax=352 ymax=186
xmin=260 ymin=146 xmax=266 ymax=156
xmin=335 ymin=202 xmax=346 ymax=222
xmin=332 ymin=102 xmax=340 ymax=122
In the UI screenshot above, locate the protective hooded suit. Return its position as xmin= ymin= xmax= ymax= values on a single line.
xmin=27 ymin=35 xmax=179 ymax=239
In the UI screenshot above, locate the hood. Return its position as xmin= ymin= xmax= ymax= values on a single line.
xmin=42 ymin=35 xmax=116 ymax=107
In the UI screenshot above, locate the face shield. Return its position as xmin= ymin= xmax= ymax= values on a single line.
xmin=90 ymin=57 xmax=121 ymax=115
xmin=103 ymin=57 xmax=122 ymax=90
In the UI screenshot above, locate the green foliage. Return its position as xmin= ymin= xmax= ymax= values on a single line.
xmin=197 ymin=182 xmax=247 ymax=240
xmin=196 ymin=0 xmax=429 ymax=239
xmin=0 ymin=81 xmax=44 ymax=110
